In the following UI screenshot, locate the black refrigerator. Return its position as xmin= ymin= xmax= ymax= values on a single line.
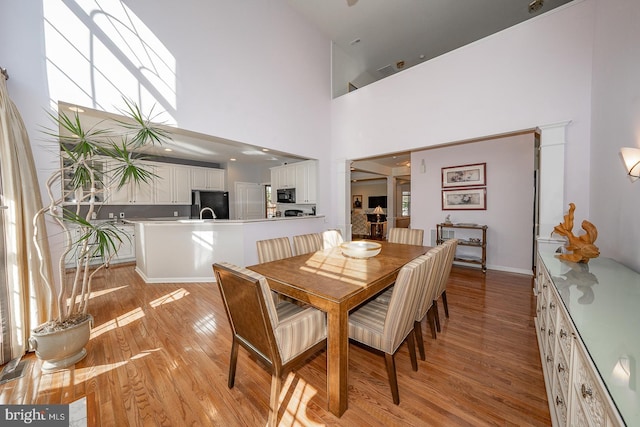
xmin=191 ymin=190 xmax=229 ymax=219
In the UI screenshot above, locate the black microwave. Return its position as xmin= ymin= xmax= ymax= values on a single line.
xmin=277 ymin=188 xmax=296 ymax=203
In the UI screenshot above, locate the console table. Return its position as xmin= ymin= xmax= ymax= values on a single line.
xmin=436 ymin=223 xmax=487 ymax=272
xmin=535 ymin=240 xmax=636 ymax=426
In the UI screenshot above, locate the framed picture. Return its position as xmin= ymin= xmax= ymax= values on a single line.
xmin=352 ymin=195 xmax=363 ymax=209
xmin=442 ymin=188 xmax=487 ymax=210
xmin=442 ymin=163 xmax=486 ymax=188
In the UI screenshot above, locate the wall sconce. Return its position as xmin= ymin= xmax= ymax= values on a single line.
xmin=620 ymin=147 xmax=640 ymax=182
xmin=420 ymin=159 xmax=426 ymax=174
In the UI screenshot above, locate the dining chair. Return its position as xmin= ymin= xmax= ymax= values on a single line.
xmin=212 ymin=262 xmax=327 ymax=427
xmin=433 ymin=238 xmax=458 ymax=332
xmin=413 ymin=246 xmax=445 ymax=360
xmin=348 ymin=255 xmax=428 ymax=404
xmin=387 ymin=228 xmax=425 ymax=245
xmin=256 ymin=237 xmax=293 ymax=263
xmin=256 ymin=237 xmax=294 ymax=304
xmin=293 ymin=233 xmax=323 ymax=255
xmin=322 ymin=229 xmax=344 ymax=249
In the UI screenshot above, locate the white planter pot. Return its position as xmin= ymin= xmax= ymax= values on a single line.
xmin=29 ymin=314 xmax=93 ymax=372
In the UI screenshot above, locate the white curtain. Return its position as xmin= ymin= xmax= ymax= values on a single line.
xmin=0 ymin=72 xmax=53 ymax=364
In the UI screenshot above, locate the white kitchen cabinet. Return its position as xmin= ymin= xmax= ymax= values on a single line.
xmin=154 ymin=163 xmax=191 ymax=204
xmin=112 ymin=224 xmax=135 ymax=263
xmin=270 ymin=160 xmax=317 ymax=204
xmin=191 ymin=167 xmax=225 ymax=191
xmin=64 ymin=222 xmax=135 ymax=267
xmin=295 ymin=160 xmax=317 ymax=203
xmin=271 ymin=165 xmax=296 ymax=189
xmin=107 ymin=161 xmax=155 ymax=205
xmin=61 ymin=155 xmax=108 ymax=204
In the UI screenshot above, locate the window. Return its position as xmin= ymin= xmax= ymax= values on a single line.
xmin=401 ymin=191 xmax=410 ymax=216
xmin=265 ymin=185 xmax=276 ymax=218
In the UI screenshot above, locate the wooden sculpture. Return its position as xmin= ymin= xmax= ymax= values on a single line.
xmin=552 ymin=203 xmax=600 ymax=263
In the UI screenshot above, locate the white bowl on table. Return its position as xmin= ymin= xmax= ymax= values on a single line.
xmin=340 ymin=241 xmax=382 ymax=259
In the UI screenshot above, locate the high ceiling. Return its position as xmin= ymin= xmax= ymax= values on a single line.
xmin=287 ymin=0 xmax=573 ymax=95
xmin=62 ymin=1 xmax=574 ymax=174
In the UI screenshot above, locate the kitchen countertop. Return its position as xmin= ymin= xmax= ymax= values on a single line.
xmin=124 ymin=215 xmax=324 ymax=224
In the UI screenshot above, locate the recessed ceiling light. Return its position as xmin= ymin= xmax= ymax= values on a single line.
xmin=68 ymin=106 xmax=84 ymax=113
xmin=262 ymin=148 xmax=269 ymax=152
xmin=164 ymin=148 xmax=173 ymax=152
xmin=230 ymin=158 xmax=237 ymax=162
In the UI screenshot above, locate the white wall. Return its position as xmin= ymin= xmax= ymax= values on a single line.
xmin=589 ymin=0 xmax=640 ymax=271
xmin=330 ymin=1 xmax=595 ymax=269
xmin=0 ymin=0 xmax=333 ymax=269
xmin=412 ymin=134 xmax=535 ymax=273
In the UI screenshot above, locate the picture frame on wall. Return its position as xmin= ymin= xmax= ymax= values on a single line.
xmin=352 ymin=195 xmax=363 ymax=209
xmin=442 ymin=163 xmax=486 ymax=188
xmin=442 ymin=188 xmax=487 ymax=210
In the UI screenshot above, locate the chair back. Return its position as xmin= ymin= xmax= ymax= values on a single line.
xmin=322 ymin=229 xmax=344 ymax=249
xmin=388 ymin=228 xmax=424 ymax=245
xmin=213 ymin=262 xmax=281 ymax=365
xmin=293 ymin=233 xmax=323 ymax=255
xmin=256 ymin=237 xmax=293 ymax=263
xmin=436 ymin=239 xmax=458 ymax=295
xmin=382 ymin=255 xmax=430 ymax=353
xmin=351 ymin=212 xmax=369 ymax=236
xmin=413 ymin=248 xmax=442 ymax=322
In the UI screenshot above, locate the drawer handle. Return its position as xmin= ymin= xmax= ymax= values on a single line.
xmin=549 ymin=302 xmax=556 ymax=309
xmin=559 ymin=329 xmax=568 ymax=339
xmin=555 ymin=395 xmax=564 ymax=406
xmin=581 ymin=384 xmax=593 ymax=399
xmin=546 ymin=355 xmax=553 ymax=363
xmin=548 ymin=329 xmax=554 ymax=337
xmin=541 ymin=304 xmax=547 ymax=311
xmin=557 ymin=363 xmax=565 ymax=373
xmin=543 ymin=284 xmax=548 ymax=289
xmin=540 ymin=326 xmax=546 ymax=333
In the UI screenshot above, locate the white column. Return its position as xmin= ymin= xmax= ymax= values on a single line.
xmin=538 ymin=121 xmax=570 ymax=237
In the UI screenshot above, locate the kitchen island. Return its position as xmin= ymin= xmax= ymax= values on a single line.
xmin=130 ymin=215 xmax=326 ymax=283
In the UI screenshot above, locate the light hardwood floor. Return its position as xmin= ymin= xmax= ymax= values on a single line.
xmin=0 ymin=263 xmax=551 ymax=426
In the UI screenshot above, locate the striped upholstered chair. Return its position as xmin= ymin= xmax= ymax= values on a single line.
xmin=348 ymin=255 xmax=429 ymax=404
xmin=387 ymin=228 xmax=425 ymax=245
xmin=433 ymin=238 xmax=458 ymax=332
xmin=256 ymin=237 xmax=293 ymax=304
xmin=413 ymin=246 xmax=445 ymax=359
xmin=293 ymin=233 xmax=323 ymax=255
xmin=322 ymin=229 xmax=344 ymax=249
xmin=256 ymin=237 xmax=293 ymax=263
xmin=213 ymin=262 xmax=327 ymax=427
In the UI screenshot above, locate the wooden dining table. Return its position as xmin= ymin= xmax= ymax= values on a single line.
xmin=247 ymin=240 xmax=430 ymax=417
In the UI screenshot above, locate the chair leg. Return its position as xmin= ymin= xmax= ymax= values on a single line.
xmin=433 ymin=300 xmax=441 ymax=332
xmin=442 ymin=290 xmax=449 ymax=318
xmin=427 ymin=306 xmax=437 ymax=339
xmin=414 ymin=320 xmax=426 ymax=361
xmin=228 ymin=339 xmax=239 ymax=388
xmin=384 ymin=353 xmax=400 ymax=405
xmin=268 ymin=371 xmax=281 ymax=427
xmin=406 ymin=330 xmax=418 ymax=371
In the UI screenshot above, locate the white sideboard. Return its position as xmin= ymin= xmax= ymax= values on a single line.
xmin=535 ymin=240 xmax=636 ymax=426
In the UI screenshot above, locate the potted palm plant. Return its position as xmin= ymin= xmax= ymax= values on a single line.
xmin=29 ymin=98 xmax=170 ymax=371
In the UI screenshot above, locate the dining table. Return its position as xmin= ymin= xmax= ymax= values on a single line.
xmin=246 ymin=240 xmax=430 ymax=417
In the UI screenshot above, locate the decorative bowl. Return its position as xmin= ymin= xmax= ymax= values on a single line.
xmin=340 ymin=241 xmax=382 ymax=259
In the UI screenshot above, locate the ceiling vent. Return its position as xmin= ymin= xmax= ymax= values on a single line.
xmin=528 ymin=0 xmax=544 ymax=13
xmin=377 ymin=64 xmax=396 ymax=77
